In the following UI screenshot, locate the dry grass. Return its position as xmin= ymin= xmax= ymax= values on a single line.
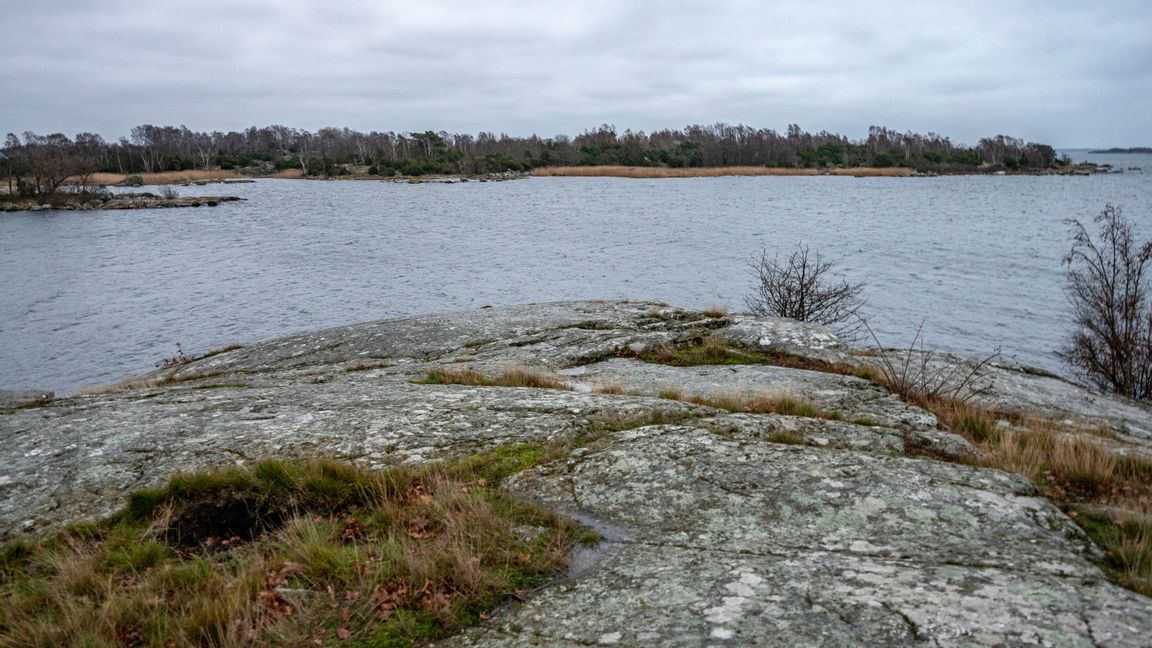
xmin=418 ymin=367 xmax=569 ymax=390
xmin=1075 ymin=509 xmax=1152 ymax=595
xmin=344 ymin=361 xmax=391 ymax=373
xmin=766 ymin=430 xmax=808 ymax=445
xmin=0 ymin=454 xmax=590 ymax=647
xmin=531 ymin=166 xmax=914 ymax=178
xmin=679 ymin=391 xmax=835 ymax=420
xmin=78 ymin=377 xmax=168 ymax=395
xmin=78 ymin=369 xmax=228 ymax=395
xmin=592 ymin=384 xmax=627 ymax=395
xmin=88 ymin=170 xmax=242 ymax=186
xmin=701 ymin=304 xmax=729 ymax=318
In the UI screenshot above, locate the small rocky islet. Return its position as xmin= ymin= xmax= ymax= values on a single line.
xmin=0 ymin=193 xmax=244 ymax=212
xmin=2 ymin=300 xmax=1151 ymax=645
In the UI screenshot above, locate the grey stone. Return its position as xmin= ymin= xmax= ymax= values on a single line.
xmin=1 ymin=301 xmax=1149 ymax=645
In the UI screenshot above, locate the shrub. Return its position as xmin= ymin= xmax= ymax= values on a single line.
xmin=860 ymin=319 xmax=999 ymax=405
xmin=1061 ymin=205 xmax=1152 ymax=400
xmin=745 ymin=244 xmax=865 ymax=332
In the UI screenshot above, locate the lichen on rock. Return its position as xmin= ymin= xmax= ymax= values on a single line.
xmin=2 ymin=300 xmax=1150 ymax=645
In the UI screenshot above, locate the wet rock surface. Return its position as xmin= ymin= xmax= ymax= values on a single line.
xmin=2 ymin=301 xmax=1150 ymax=645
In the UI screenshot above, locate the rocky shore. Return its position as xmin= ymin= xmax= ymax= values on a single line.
xmin=1 ymin=194 xmax=244 ymax=212
xmin=3 ymin=301 xmax=1151 ymax=645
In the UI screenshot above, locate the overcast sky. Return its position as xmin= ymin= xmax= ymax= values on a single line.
xmin=3 ymin=1 xmax=1148 ymax=147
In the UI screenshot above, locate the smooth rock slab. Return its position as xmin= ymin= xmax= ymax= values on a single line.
xmin=1 ymin=301 xmax=1150 ymax=645
xmin=449 ymin=424 xmax=1151 ymax=647
xmin=444 ymin=545 xmax=1151 ymax=647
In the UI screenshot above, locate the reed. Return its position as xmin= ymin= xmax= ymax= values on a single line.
xmin=87 ymin=170 xmax=242 ymax=185
xmin=531 ymin=166 xmax=914 ymax=178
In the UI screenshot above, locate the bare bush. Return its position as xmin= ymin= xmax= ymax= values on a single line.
xmin=1062 ymin=205 xmax=1152 ymax=400
xmin=861 ymin=318 xmax=999 ymax=405
xmin=745 ymin=244 xmax=865 ymax=331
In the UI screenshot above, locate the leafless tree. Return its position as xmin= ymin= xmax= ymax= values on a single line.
xmin=1061 ymin=205 xmax=1152 ymax=400
xmin=745 ymin=244 xmax=866 ymax=331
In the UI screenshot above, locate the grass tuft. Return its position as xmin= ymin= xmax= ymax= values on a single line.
xmin=676 ymin=391 xmax=833 ymax=420
xmin=417 ymin=367 xmax=569 ymax=390
xmin=592 ymin=384 xmax=626 ymax=395
xmin=766 ymin=430 xmax=808 ymax=446
xmin=345 ymin=360 xmax=390 ymax=372
xmin=1073 ymin=508 xmax=1152 ymax=596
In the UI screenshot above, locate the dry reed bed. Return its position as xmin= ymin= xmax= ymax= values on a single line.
xmin=86 ymin=170 xmax=243 ymax=186
xmin=531 ymin=165 xmax=914 ymax=178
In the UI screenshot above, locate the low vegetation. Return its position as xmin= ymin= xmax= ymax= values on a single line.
xmin=745 ymin=244 xmax=866 ymax=335
xmin=678 ymin=392 xmax=837 ymax=420
xmin=629 ymin=337 xmax=870 ymax=379
xmin=1061 ymin=205 xmax=1152 ymax=401
xmin=0 ymin=453 xmax=592 ymax=647
xmin=860 ymin=320 xmax=999 ymax=405
xmin=417 ymin=367 xmax=569 ymax=390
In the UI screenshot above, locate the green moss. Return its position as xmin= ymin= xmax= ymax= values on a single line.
xmin=633 ymin=339 xmax=859 ymax=377
xmin=447 ymin=443 xmax=552 ymax=485
xmin=1074 ymin=507 xmax=1152 ymax=596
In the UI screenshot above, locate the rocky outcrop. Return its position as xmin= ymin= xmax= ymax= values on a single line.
xmin=2 ymin=301 xmax=1150 ymax=645
xmin=0 ymin=194 xmax=243 ymax=211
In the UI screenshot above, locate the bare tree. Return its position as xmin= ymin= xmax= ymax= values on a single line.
xmin=745 ymin=244 xmax=866 ymax=330
xmin=1061 ymin=205 xmax=1152 ymax=400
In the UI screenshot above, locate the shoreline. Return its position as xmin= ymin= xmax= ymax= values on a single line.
xmin=530 ymin=164 xmax=1109 ymax=178
xmin=1 ymin=194 xmax=243 ymax=212
xmin=67 ymin=163 xmax=1114 ymax=187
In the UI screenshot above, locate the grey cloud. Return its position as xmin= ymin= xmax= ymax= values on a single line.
xmin=1 ymin=0 xmax=1149 ymax=146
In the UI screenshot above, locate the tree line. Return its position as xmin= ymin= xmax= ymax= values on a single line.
xmin=2 ymin=123 xmax=1061 ymax=196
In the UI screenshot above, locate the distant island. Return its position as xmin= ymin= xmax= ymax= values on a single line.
xmin=0 ymin=123 xmax=1107 ymax=207
xmin=1089 ymin=147 xmax=1152 ymax=154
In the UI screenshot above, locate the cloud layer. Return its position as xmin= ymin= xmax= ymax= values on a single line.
xmin=4 ymin=0 xmax=1148 ymax=146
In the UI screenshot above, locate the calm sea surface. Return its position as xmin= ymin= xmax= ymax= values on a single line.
xmin=2 ymin=152 xmax=1150 ymax=394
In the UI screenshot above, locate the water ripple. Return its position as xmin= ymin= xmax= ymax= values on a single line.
xmin=2 ymin=159 xmax=1150 ymax=393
